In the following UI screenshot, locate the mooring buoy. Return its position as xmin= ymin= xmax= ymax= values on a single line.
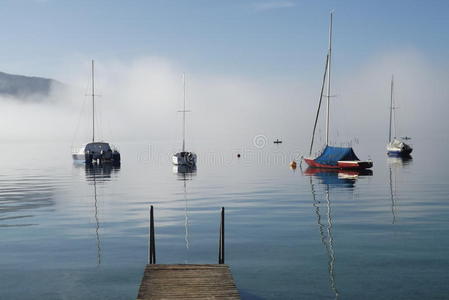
xmin=289 ymin=161 xmax=297 ymax=169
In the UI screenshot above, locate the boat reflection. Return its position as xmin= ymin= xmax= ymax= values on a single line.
xmin=84 ymin=163 xmax=121 ymax=182
xmin=305 ymin=168 xmax=372 ymax=299
xmin=172 ymin=164 xmax=197 ymax=179
xmin=304 ymin=167 xmax=372 ymax=188
xmin=387 ymin=155 xmax=412 ymax=168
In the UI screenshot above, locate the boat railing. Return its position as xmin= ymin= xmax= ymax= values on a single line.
xmin=71 ymin=144 xmax=86 ymax=154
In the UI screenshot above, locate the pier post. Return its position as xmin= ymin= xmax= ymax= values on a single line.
xmin=219 ymin=207 xmax=225 ymax=264
xmin=149 ymin=205 xmax=156 ymax=264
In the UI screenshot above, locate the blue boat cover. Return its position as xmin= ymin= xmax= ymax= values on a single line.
xmin=314 ymin=146 xmax=360 ymax=166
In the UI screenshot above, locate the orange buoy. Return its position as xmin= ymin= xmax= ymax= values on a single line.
xmin=289 ymin=161 xmax=297 ymax=169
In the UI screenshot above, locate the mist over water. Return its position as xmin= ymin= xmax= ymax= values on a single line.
xmin=1 ymin=50 xmax=447 ymax=152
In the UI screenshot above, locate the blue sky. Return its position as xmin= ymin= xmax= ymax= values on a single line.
xmin=1 ymin=0 xmax=449 ymax=81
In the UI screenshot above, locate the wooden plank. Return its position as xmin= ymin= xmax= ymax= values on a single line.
xmin=137 ymin=264 xmax=240 ymax=300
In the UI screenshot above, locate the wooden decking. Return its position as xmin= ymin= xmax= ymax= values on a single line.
xmin=137 ymin=264 xmax=240 ymax=299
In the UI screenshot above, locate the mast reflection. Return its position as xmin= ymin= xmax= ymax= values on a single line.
xmin=388 ymin=156 xmax=412 ymax=224
xmin=305 ymin=168 xmax=371 ymax=299
xmin=74 ymin=163 xmax=121 ymax=266
xmin=93 ymin=170 xmax=101 ymax=265
xmin=173 ymin=165 xmax=196 ymax=261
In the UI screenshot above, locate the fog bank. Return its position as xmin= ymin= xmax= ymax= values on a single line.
xmin=1 ymin=50 xmax=447 ymax=155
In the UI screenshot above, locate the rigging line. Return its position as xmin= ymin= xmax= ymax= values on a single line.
xmin=105 ymin=98 xmax=114 ymax=143
xmin=72 ymin=65 xmax=94 ymax=149
xmin=392 ymin=77 xmax=397 ymax=139
xmin=97 ymin=94 xmax=103 ymax=141
xmin=309 ymin=54 xmax=329 ymax=156
xmin=391 ymin=76 xmax=400 ymax=139
xmin=70 ymin=95 xmax=88 ymax=150
xmin=94 ymin=78 xmax=102 ymax=141
xmin=325 ymin=11 xmax=333 ymax=147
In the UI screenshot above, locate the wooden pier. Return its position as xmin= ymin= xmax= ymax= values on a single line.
xmin=137 ymin=264 xmax=240 ymax=299
xmin=137 ymin=206 xmax=240 ymax=299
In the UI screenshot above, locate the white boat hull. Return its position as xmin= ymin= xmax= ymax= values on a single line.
xmin=387 ymin=139 xmax=413 ymax=156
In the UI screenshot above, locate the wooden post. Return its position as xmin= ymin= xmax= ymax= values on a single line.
xmin=218 ymin=207 xmax=225 ymax=264
xmin=149 ymin=205 xmax=156 ymax=264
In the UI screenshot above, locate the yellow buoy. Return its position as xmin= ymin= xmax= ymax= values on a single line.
xmin=289 ymin=160 xmax=297 ymax=169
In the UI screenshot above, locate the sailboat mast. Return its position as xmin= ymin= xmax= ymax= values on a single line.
xmin=325 ymin=12 xmax=333 ymax=146
xmin=309 ymin=54 xmax=329 ymax=156
xmin=182 ymin=73 xmax=186 ymax=153
xmin=92 ymin=60 xmax=95 ymax=143
xmin=389 ymin=75 xmax=394 ymax=143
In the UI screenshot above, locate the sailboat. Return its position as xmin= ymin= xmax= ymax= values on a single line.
xmin=172 ymin=74 xmax=197 ymax=166
xmin=72 ymin=60 xmax=121 ymax=165
xmin=303 ymin=12 xmax=373 ymax=170
xmin=386 ymin=76 xmax=413 ymax=157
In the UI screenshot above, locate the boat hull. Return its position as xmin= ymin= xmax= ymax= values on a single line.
xmin=172 ymin=152 xmax=197 ymax=166
xmin=304 ymin=158 xmax=373 ymax=170
xmin=72 ymin=142 xmax=121 ymax=166
xmin=387 ymin=148 xmax=413 ymax=157
xmin=387 ymin=140 xmax=413 ymax=157
xmin=73 ymin=153 xmax=121 ymax=165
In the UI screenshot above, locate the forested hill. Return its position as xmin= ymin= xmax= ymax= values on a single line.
xmin=0 ymin=71 xmax=64 ymax=101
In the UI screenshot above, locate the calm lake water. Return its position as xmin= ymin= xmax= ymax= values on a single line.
xmin=1 ymin=138 xmax=448 ymax=299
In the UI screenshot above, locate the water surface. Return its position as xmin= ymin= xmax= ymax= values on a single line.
xmin=1 ymin=139 xmax=448 ymax=299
